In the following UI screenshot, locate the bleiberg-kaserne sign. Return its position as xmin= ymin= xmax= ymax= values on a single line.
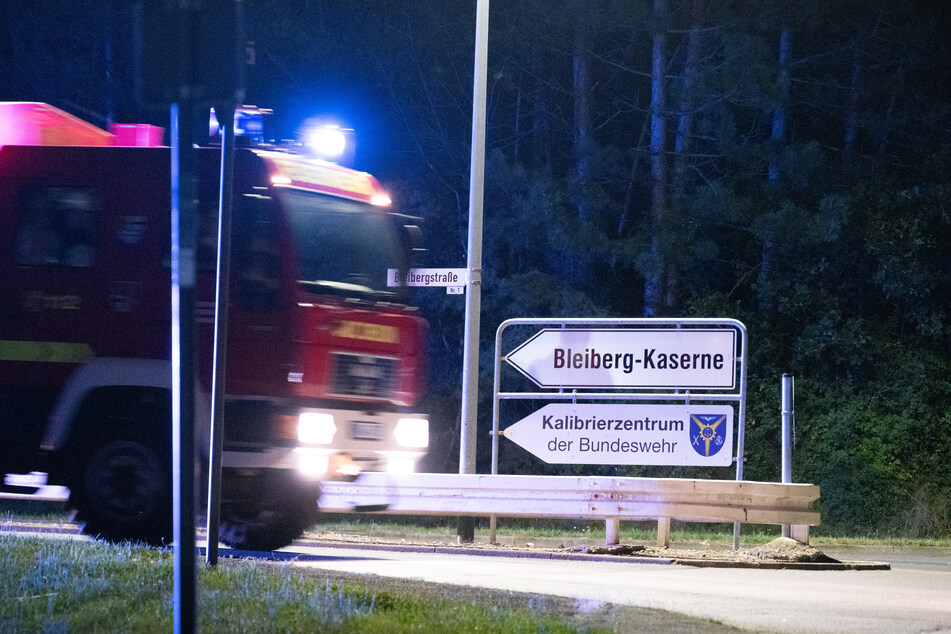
xmin=502 ymin=403 xmax=734 ymax=466
xmin=505 ymin=328 xmax=736 ymax=389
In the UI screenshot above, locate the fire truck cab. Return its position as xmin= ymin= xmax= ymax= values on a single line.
xmin=0 ymin=103 xmax=429 ymax=549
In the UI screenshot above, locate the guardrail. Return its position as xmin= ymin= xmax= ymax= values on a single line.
xmin=319 ymin=473 xmax=820 ymax=548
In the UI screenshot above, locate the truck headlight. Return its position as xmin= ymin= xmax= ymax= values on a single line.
xmin=394 ymin=417 xmax=428 ymax=448
xmin=298 ymin=413 xmax=337 ymax=444
xmin=386 ymin=455 xmax=416 ymax=474
xmin=297 ymin=451 xmax=330 ymax=478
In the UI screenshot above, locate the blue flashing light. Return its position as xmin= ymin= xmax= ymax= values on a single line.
xmin=305 ymin=124 xmax=347 ymax=158
xmin=297 ymin=117 xmax=356 ymax=164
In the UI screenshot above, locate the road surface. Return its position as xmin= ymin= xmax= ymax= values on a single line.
xmin=277 ymin=541 xmax=950 ymax=633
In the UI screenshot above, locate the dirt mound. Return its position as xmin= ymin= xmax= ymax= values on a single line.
xmin=569 ymin=537 xmax=840 ymax=564
xmin=746 ymin=537 xmax=840 ymax=563
xmin=568 ymin=544 xmax=648 ymax=556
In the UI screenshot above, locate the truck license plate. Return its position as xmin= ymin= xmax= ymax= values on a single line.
xmin=351 ymin=421 xmax=384 ymax=441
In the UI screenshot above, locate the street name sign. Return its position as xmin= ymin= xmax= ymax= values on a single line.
xmin=505 ymin=328 xmax=736 ymax=389
xmin=387 ymin=268 xmax=467 ymax=294
xmin=502 ymin=403 xmax=734 ymax=466
xmin=387 ymin=267 xmax=468 ymax=287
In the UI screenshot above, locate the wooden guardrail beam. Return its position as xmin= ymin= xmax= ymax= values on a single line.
xmin=319 ymin=473 xmax=820 ymax=547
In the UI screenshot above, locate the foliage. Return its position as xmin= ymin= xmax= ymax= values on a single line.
xmin=2 ymin=1 xmax=950 ymax=535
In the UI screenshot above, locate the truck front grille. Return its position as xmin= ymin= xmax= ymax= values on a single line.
xmin=330 ymin=352 xmax=397 ymax=400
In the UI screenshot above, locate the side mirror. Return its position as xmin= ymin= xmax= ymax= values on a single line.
xmin=400 ymin=223 xmax=426 ymax=267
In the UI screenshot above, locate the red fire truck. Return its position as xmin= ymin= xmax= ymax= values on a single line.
xmin=0 ymin=103 xmax=429 ymax=550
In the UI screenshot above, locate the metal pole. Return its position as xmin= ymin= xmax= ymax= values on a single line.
xmin=458 ymin=0 xmax=490 ymax=544
xmin=732 ymin=322 xmax=748 ymax=550
xmin=171 ymin=100 xmax=197 ymax=634
xmin=205 ymin=106 xmax=236 ymax=566
xmin=781 ymin=373 xmax=794 ymax=537
xmin=488 ymin=320 xmax=504 ymax=544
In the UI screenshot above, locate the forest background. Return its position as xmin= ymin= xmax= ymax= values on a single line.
xmin=3 ymin=0 xmax=950 ymax=536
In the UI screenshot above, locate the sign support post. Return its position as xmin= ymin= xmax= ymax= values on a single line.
xmin=781 ymin=373 xmax=794 ymax=538
xmin=204 ymin=104 xmax=236 ymax=566
xmin=170 ymin=98 xmax=198 ymax=634
xmin=458 ymin=0 xmax=490 ymax=544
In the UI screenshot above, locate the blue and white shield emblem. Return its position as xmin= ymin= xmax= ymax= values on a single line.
xmin=690 ymin=414 xmax=727 ymax=457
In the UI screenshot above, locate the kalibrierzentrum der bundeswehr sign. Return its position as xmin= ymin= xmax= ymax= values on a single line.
xmin=502 ymin=403 xmax=734 ymax=466
xmin=505 ymin=328 xmax=736 ymax=389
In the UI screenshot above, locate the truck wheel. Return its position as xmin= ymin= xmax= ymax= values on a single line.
xmin=218 ymin=476 xmax=320 ymax=551
xmin=73 ymin=436 xmax=172 ymax=546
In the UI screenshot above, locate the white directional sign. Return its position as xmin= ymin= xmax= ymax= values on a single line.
xmin=503 ymin=403 xmax=734 ymax=466
xmin=387 ymin=268 xmax=468 ymax=287
xmin=505 ymin=328 xmax=736 ymax=389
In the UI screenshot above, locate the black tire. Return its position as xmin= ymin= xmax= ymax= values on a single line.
xmin=218 ymin=473 xmax=320 ymax=551
xmin=72 ymin=436 xmax=172 ymax=546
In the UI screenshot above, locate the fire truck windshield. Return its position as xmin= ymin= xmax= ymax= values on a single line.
xmin=280 ymin=189 xmax=408 ymax=301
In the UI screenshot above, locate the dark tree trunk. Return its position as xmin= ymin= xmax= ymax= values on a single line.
xmin=573 ymin=22 xmax=594 ymax=223
xmin=666 ymin=0 xmax=705 ymax=312
xmin=645 ymin=0 xmax=669 ymax=318
xmin=672 ymin=0 xmax=704 ymax=202
xmin=758 ymin=22 xmax=791 ymax=311
xmin=844 ymin=44 xmax=863 ymax=156
xmin=532 ymin=82 xmax=551 ymax=172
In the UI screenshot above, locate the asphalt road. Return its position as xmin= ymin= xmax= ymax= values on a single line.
xmin=272 ymin=541 xmax=951 ymax=634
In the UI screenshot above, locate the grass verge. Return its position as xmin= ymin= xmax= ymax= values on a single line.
xmin=0 ymin=534 xmax=739 ymax=633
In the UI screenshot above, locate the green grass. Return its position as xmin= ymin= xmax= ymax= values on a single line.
xmin=0 ymin=535 xmax=629 ymax=633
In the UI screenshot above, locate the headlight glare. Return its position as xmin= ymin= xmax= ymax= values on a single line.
xmin=298 ymin=412 xmax=337 ymax=444
xmin=394 ymin=417 xmax=429 ymax=448
xmin=386 ymin=456 xmax=416 ymax=474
